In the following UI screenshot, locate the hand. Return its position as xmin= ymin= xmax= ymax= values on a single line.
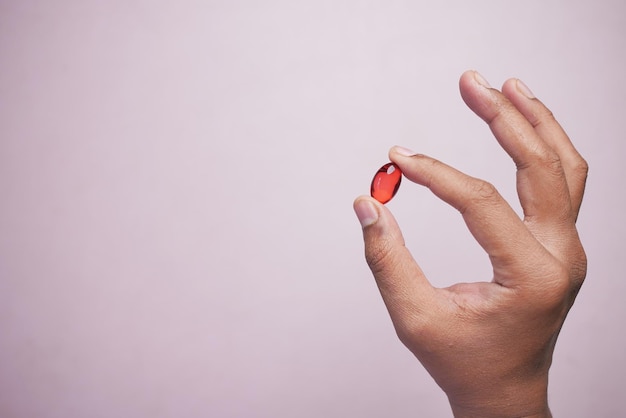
xmin=353 ymin=71 xmax=588 ymax=418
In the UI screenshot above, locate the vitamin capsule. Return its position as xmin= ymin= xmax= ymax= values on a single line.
xmin=370 ymin=162 xmax=402 ymax=204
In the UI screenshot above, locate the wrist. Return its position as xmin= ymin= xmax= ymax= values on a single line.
xmin=451 ymin=402 xmax=551 ymax=418
xmin=447 ymin=375 xmax=551 ymax=418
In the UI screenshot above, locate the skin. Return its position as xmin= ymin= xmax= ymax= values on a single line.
xmin=353 ymin=70 xmax=588 ymax=418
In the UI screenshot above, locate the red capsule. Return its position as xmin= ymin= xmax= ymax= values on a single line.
xmin=370 ymin=162 xmax=402 ymax=204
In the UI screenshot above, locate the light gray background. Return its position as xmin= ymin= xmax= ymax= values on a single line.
xmin=1 ymin=1 xmax=624 ymax=417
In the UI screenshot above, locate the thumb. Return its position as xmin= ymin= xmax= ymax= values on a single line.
xmin=353 ymin=196 xmax=436 ymax=325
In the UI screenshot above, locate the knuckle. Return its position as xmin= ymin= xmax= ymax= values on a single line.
xmin=569 ymin=243 xmax=588 ymax=289
xmin=570 ymin=258 xmax=587 ymax=290
xmin=528 ymin=106 xmax=555 ymax=128
xmin=472 ymin=179 xmax=499 ymax=200
xmin=536 ymin=148 xmax=564 ymax=175
xmin=395 ymin=316 xmax=431 ymax=350
xmin=531 ymin=264 xmax=571 ymax=311
xmin=543 ymin=107 xmax=556 ymax=122
xmin=526 ymin=101 xmax=558 ymax=129
xmin=572 ymin=157 xmax=589 ymax=180
xmin=534 ymin=107 xmax=556 ymax=128
xmin=421 ymin=157 xmax=444 ymax=189
xmin=396 ymin=326 xmax=419 ymax=349
xmin=468 ymin=179 xmax=499 ymax=203
xmin=551 ymin=262 xmax=572 ymax=290
xmin=457 ymin=178 xmax=501 ymax=214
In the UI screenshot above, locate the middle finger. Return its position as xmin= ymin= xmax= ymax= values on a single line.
xmin=459 ymin=71 xmax=573 ymax=227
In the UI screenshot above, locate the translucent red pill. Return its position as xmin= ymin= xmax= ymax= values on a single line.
xmin=370 ymin=162 xmax=402 ymax=204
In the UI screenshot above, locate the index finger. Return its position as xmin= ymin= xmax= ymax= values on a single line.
xmin=389 ymin=149 xmax=550 ymax=287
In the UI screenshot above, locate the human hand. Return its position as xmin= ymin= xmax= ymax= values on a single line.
xmin=353 ymin=71 xmax=588 ymax=418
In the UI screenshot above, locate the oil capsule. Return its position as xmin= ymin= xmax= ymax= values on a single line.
xmin=370 ymin=162 xmax=402 ymax=204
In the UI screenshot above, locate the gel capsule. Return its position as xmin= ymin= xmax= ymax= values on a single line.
xmin=370 ymin=162 xmax=402 ymax=204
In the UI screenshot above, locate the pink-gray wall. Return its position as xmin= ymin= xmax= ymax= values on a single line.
xmin=1 ymin=1 xmax=624 ymax=417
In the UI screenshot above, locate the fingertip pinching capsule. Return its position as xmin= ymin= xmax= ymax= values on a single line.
xmin=370 ymin=162 xmax=402 ymax=204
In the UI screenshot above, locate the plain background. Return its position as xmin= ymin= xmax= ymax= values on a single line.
xmin=1 ymin=1 xmax=625 ymax=417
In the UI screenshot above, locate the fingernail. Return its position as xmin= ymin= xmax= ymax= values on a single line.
xmin=473 ymin=71 xmax=492 ymax=88
xmin=354 ymin=198 xmax=379 ymax=228
xmin=393 ymin=146 xmax=416 ymax=157
xmin=516 ymin=78 xmax=535 ymax=99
